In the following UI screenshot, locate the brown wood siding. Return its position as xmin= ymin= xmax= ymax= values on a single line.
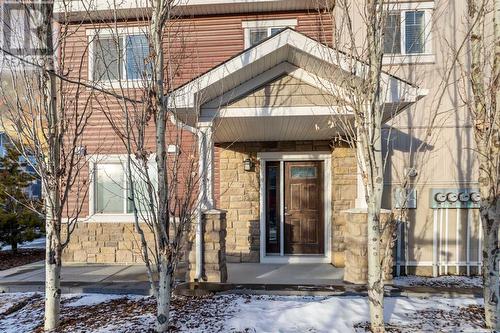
xmin=62 ymin=11 xmax=333 ymax=216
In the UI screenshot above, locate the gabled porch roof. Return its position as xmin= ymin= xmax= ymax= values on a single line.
xmin=171 ymin=28 xmax=427 ymax=142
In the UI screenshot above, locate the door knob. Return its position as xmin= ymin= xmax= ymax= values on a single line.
xmin=284 ymin=206 xmax=291 ymax=216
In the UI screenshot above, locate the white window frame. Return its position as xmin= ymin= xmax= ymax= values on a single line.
xmin=88 ymin=154 xmax=156 ymax=222
xmin=242 ymin=19 xmax=297 ymax=49
xmin=258 ymin=151 xmax=332 ymax=264
xmin=382 ymin=2 xmax=435 ymax=65
xmin=87 ymin=27 xmax=149 ymax=88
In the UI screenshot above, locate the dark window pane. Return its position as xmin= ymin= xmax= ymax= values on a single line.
xmin=405 ymin=11 xmax=425 ymax=54
xmin=93 ymin=36 xmax=123 ymax=81
xmin=290 ymin=166 xmax=317 ymax=179
xmin=249 ymin=28 xmax=268 ymax=46
xmin=383 ymin=13 xmax=401 ymax=54
xmin=266 ymin=162 xmax=280 ymax=253
xmin=270 ymin=27 xmax=283 ymax=36
xmin=125 ymin=35 xmax=151 ymax=80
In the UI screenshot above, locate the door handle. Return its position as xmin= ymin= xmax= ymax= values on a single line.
xmin=284 ymin=207 xmax=292 ymax=216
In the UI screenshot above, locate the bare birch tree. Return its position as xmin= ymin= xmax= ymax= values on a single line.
xmin=318 ymin=1 xmax=390 ymax=330
xmin=82 ymin=1 xmax=200 ymax=331
xmin=466 ymin=0 xmax=500 ymax=329
xmin=316 ymin=0 xmax=435 ymax=331
xmin=0 ymin=1 xmax=101 ymax=330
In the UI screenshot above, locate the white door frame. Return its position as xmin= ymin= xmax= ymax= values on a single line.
xmin=258 ymin=151 xmax=332 ymax=264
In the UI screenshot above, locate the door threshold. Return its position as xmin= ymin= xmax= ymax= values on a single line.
xmin=260 ymin=255 xmax=331 ymax=264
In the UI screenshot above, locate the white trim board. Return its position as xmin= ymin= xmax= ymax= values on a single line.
xmin=258 ymin=151 xmax=332 ymax=264
xmin=171 ymin=29 xmax=427 ymax=113
xmin=242 ymin=19 xmax=298 ymax=29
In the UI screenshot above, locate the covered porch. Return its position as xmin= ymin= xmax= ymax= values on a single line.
xmin=171 ymin=28 xmax=425 ymax=284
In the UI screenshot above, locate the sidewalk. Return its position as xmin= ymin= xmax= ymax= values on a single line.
xmin=0 ymin=261 xmax=483 ymax=298
xmin=0 ymin=262 xmax=154 ymax=295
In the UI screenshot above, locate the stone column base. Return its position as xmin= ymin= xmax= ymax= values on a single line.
xmin=187 ymin=209 xmax=228 ymax=283
xmin=342 ymin=208 xmax=394 ymax=284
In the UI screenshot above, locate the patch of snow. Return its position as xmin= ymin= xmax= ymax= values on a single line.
xmin=223 ymin=295 xmax=484 ymax=333
xmin=63 ymin=294 xmax=129 ymax=307
xmin=0 ymin=292 xmax=35 ymax=314
xmin=394 ymin=275 xmax=482 ymax=289
xmin=0 ymin=292 xmax=487 ymax=332
xmin=1 ymin=237 xmax=45 ymax=251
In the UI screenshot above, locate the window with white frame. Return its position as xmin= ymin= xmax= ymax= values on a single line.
xmin=242 ymin=19 xmax=297 ymax=49
xmin=382 ymin=2 xmax=434 ymax=62
xmin=92 ymin=157 xmax=157 ymax=215
xmin=89 ymin=29 xmax=151 ymax=83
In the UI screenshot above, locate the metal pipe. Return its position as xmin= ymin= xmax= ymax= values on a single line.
xmin=456 ymin=209 xmax=461 ymax=274
xmin=466 ymin=209 xmax=471 ymax=276
xmin=432 ymin=209 xmax=438 ymax=277
xmin=445 ymin=208 xmax=449 ymax=275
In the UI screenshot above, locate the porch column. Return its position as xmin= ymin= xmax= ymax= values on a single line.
xmin=198 ymin=122 xmax=214 ymax=209
xmin=193 ymin=122 xmax=215 ymax=281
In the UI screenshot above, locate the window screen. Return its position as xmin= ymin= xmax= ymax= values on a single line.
xmin=93 ymin=36 xmax=123 ymax=81
xmin=383 ymin=13 xmax=401 ymax=54
xmin=249 ymin=28 xmax=268 ymax=47
xmin=125 ymin=35 xmax=150 ymax=80
xmin=405 ymin=11 xmax=425 ymax=54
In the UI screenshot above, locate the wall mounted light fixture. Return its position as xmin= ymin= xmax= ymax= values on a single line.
xmin=243 ymin=157 xmax=254 ymax=172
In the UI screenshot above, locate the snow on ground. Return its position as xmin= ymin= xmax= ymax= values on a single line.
xmin=0 ymin=292 xmax=486 ymax=333
xmin=394 ymin=275 xmax=482 ymax=289
xmin=1 ymin=237 xmax=46 ymax=251
xmin=64 ymin=294 xmax=134 ymax=307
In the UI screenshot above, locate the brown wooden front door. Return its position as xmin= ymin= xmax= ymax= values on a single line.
xmin=284 ymin=161 xmax=324 ymax=254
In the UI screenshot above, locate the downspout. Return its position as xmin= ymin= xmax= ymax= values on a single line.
xmin=167 ymin=103 xmax=207 ymax=281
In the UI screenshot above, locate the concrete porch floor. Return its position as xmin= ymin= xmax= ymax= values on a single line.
xmin=227 ymin=263 xmax=344 ymax=285
xmin=0 ymin=262 xmax=343 ymax=285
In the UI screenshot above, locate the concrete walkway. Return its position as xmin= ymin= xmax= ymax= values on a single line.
xmin=0 ymin=262 xmax=482 ymax=298
xmin=0 ymin=262 xmax=153 ymax=294
xmin=227 ymin=263 xmax=344 ymax=285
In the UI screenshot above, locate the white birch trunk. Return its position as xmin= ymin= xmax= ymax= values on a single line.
xmin=468 ymin=0 xmax=500 ymax=329
xmin=44 ymin=221 xmax=61 ymax=331
xmin=38 ymin=1 xmax=62 ymax=329
xmin=481 ymin=204 xmax=500 ymax=330
xmin=156 ymin=259 xmax=172 ymax=332
xmin=364 ymin=2 xmax=386 ymax=331
xmin=364 ymin=128 xmax=385 ymax=333
xmin=151 ymin=1 xmax=173 ymax=331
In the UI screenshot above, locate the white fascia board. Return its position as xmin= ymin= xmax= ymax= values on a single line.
xmin=171 ymin=29 xmax=294 ymax=108
xmin=171 ymin=29 xmax=422 ymax=110
xmin=201 ymin=106 xmax=352 ymax=120
xmin=55 ymin=0 xmax=326 ymax=15
xmin=285 ymin=30 xmax=419 ymax=104
xmin=54 ymin=0 xmax=148 ymax=14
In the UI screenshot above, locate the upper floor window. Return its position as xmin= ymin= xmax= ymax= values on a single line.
xmin=88 ymin=28 xmax=151 ymax=84
xmin=382 ymin=2 xmax=434 ymax=64
xmin=242 ymin=19 xmax=297 ymax=49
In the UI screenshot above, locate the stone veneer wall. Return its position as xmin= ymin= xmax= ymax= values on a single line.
xmin=63 ymin=142 xmax=358 ymax=276
xmin=63 ymin=222 xmax=189 ymax=280
xmin=62 ymin=222 xmax=153 ymax=264
xmin=330 ymin=146 xmax=357 ymax=266
xmin=187 ymin=210 xmax=228 ymax=282
xmin=216 ymin=141 xmax=357 ymax=264
xmin=343 ymin=209 xmax=394 ymax=284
